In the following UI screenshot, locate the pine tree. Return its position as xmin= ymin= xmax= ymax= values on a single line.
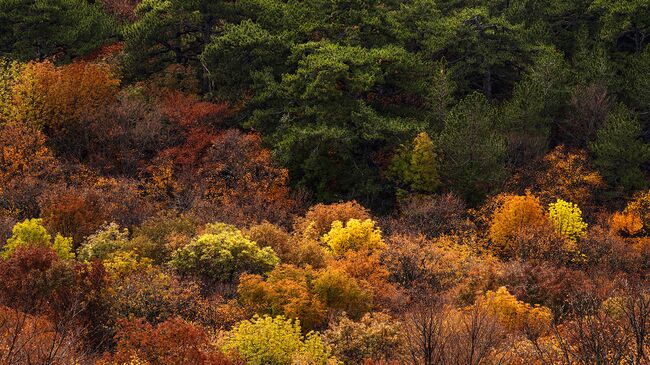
xmin=590 ymin=104 xmax=650 ymax=193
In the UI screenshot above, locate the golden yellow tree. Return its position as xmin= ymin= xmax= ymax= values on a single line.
xmin=321 ymin=219 xmax=386 ymax=255
xmin=9 ymin=60 xmax=119 ymax=130
xmin=489 ymin=193 xmax=547 ymax=253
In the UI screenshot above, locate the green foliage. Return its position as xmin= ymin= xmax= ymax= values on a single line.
xmin=215 ymin=37 xmax=431 ymax=204
xmin=501 ymin=46 xmax=570 ymax=140
xmin=1 ymin=218 xmax=73 ymax=259
xmin=77 ymin=222 xmax=130 ymax=262
xmin=0 ymin=0 xmax=114 ymax=61
xmin=438 ymin=93 xmax=507 ymax=203
xmin=170 ymin=224 xmax=279 ymax=283
xmin=200 ymin=20 xmax=290 ymax=101
xmin=389 ymin=132 xmax=441 ymax=194
xmin=422 ymin=7 xmax=531 ymax=98
xmin=224 ymin=315 xmax=337 ymax=365
xmin=590 ymin=0 xmax=650 ymax=53
xmin=623 ymin=47 xmax=650 ymax=113
xmin=590 ymin=104 xmax=650 ymax=193
xmin=122 ymin=0 xmax=231 ymax=79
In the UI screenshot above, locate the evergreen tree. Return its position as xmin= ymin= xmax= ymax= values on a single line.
xmin=590 ymin=104 xmax=650 ymax=193
xmin=439 ymin=92 xmax=507 ymax=203
xmin=0 ymin=0 xmax=115 ymax=61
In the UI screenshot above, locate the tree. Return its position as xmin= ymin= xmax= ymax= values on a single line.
xmin=313 ymin=267 xmax=373 ymax=319
xmin=478 ymin=286 xmax=552 ymax=337
xmin=0 ymin=0 xmax=114 ymax=61
xmin=323 ymin=312 xmax=402 ymax=364
xmin=590 ymin=0 xmax=650 ymax=53
xmin=122 ymin=0 xmax=231 ymax=82
xmin=237 ymin=265 xmax=327 ymax=331
xmin=590 ymin=104 xmax=650 ymax=193
xmin=0 ymin=306 xmax=85 ymax=365
xmin=623 ymin=190 xmax=650 ymax=236
xmin=500 ymin=47 xmax=570 ymax=163
xmin=321 ymin=219 xmax=386 ymax=256
xmin=110 ymin=266 xmax=206 ymax=325
xmin=389 ymin=131 xmax=441 ymax=194
xmin=223 ymin=315 xmax=336 ymax=365
xmin=532 ymin=145 xmax=605 ymax=208
xmin=241 ymin=41 xmax=431 ymax=205
xmin=0 ymin=121 xmax=61 ymax=217
xmin=77 ymin=222 xmax=130 ymax=261
xmin=104 ymin=317 xmax=234 ymax=365
xmin=548 ymin=199 xmax=588 ymax=241
xmin=421 ymin=6 xmax=531 ymax=99
xmin=199 ymin=20 xmax=289 ymax=100
xmin=489 ymin=194 xmax=547 ymax=256
xmin=438 ymin=92 xmax=507 ymax=203
xmin=8 ymin=61 xmax=120 ymax=139
xmin=1 ymin=218 xmax=73 ymax=259
xmin=293 ymin=201 xmax=371 ymax=238
xmin=169 ymin=224 xmax=279 ymax=284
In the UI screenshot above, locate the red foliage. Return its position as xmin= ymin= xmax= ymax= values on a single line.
xmin=0 ymin=305 xmax=84 ymax=365
xmin=158 ymin=91 xmax=232 ymax=170
xmin=0 ymin=247 xmax=113 ymax=350
xmin=39 ymin=178 xmax=155 ymax=244
xmin=103 ymin=317 xmax=239 ymax=365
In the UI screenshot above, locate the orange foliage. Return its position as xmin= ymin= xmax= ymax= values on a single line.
xmin=335 ymin=250 xmax=402 ymax=310
xmin=0 ymin=121 xmax=60 ymax=216
xmin=0 ymin=306 xmax=84 ymax=365
xmin=39 ymin=178 xmax=154 ymax=244
xmin=533 ymin=146 xmax=605 ymax=207
xmin=159 ymin=91 xmax=232 ymax=169
xmin=624 ymin=190 xmax=650 ymax=235
xmin=238 ymin=265 xmax=327 ymax=331
xmin=489 ymin=193 xmax=547 ymax=255
xmin=177 ymin=130 xmax=295 ymax=225
xmin=610 ymin=211 xmax=643 ymax=236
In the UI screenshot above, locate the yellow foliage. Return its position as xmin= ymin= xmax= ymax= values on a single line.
xmin=321 ymin=219 xmax=386 ymax=255
xmin=294 ymin=201 xmax=371 ymax=238
xmin=489 ymin=194 xmax=546 ymax=252
xmin=479 ymin=286 xmax=552 ymax=336
xmin=0 ymin=59 xmax=23 ymax=122
xmin=103 ymin=250 xmax=154 ymax=279
xmin=548 ymin=199 xmax=588 ymax=240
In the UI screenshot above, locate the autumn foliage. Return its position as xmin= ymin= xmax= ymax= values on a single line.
xmin=2 ymin=3 xmax=650 ymax=363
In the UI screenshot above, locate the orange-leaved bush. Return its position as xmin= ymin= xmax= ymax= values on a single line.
xmin=489 ymin=194 xmax=546 ymax=254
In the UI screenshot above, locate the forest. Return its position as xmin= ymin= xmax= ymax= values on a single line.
xmin=0 ymin=0 xmax=650 ymax=364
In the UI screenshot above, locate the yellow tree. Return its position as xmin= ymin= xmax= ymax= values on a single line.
xmin=548 ymin=199 xmax=588 ymax=241
xmin=321 ymin=219 xmax=386 ymax=256
xmin=389 ymin=131 xmax=441 ymax=193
